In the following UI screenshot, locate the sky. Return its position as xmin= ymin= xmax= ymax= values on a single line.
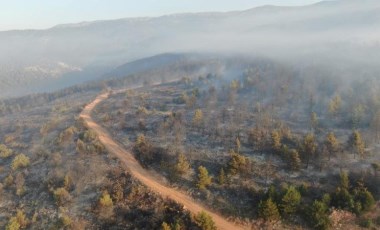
xmin=0 ymin=0 xmax=324 ymax=31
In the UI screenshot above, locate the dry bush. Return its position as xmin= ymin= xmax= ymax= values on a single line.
xmin=53 ymin=187 xmax=72 ymax=206
xmin=97 ymin=191 xmax=114 ymax=219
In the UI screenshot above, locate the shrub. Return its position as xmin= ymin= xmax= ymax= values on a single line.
xmin=375 ymin=216 xmax=380 ymax=226
xmin=359 ymin=218 xmax=373 ymax=228
xmin=6 ymin=210 xmax=28 ymax=230
xmin=59 ymin=214 xmax=72 ymax=228
xmin=6 ymin=217 xmax=20 ymax=230
xmin=227 ymin=150 xmax=250 ymax=176
xmin=192 ymin=109 xmax=203 ymax=126
xmin=4 ymin=174 xmax=14 ymax=187
xmin=112 ymin=182 xmax=124 ymax=202
xmin=218 ymin=168 xmax=226 ymax=185
xmin=15 ymin=173 xmax=25 ymax=196
xmin=161 ymin=222 xmax=172 ymax=230
xmin=137 ymin=106 xmax=149 ymax=115
xmin=93 ymin=141 xmax=105 ymax=154
xmin=134 ymin=134 xmax=152 ymax=162
xmin=193 ymin=211 xmax=216 ymax=230
xmin=174 ymin=153 xmax=190 ymax=175
xmin=53 ymin=187 xmax=71 ymax=206
xmin=15 ymin=211 xmax=27 ymax=228
xmin=99 ymin=191 xmax=113 ymax=207
xmin=50 ymin=152 xmax=62 ymax=166
xmin=63 ymin=174 xmax=73 ymax=191
xmin=58 ymin=126 xmax=77 ymax=144
xmin=76 ymin=139 xmax=86 ymax=154
xmin=80 ymin=130 xmax=98 ymax=142
xmin=11 ymin=154 xmax=30 ymax=171
xmin=98 ymin=191 xmax=114 ymax=219
xmin=0 ymin=144 xmax=13 ymax=158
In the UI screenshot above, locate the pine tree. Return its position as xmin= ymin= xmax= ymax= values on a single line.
xmin=340 ymin=171 xmax=349 ymax=190
xmin=351 ymin=104 xmax=364 ymax=128
xmin=63 ymin=174 xmax=73 ymax=191
xmin=248 ymin=125 xmax=266 ymax=153
xmin=258 ymin=198 xmax=280 ymax=221
xmin=271 ymin=130 xmax=282 ymax=152
xmin=301 ymin=133 xmax=317 ymax=169
xmin=309 ymin=200 xmax=331 ymax=230
xmin=325 ymin=132 xmax=339 ymax=160
xmin=193 ymin=109 xmax=203 ymax=127
xmin=266 ymin=185 xmax=279 ymax=202
xmin=347 ymin=130 xmax=365 ymax=158
xmin=174 ymin=153 xmax=191 ymax=175
xmin=280 ymin=186 xmax=301 ymax=216
xmin=289 ymin=149 xmax=301 ymax=171
xmin=218 ymin=168 xmax=226 ymax=185
xmin=332 ymin=187 xmax=354 ymax=210
xmin=353 ymin=184 xmax=375 ymax=213
xmin=310 ymin=112 xmax=318 ymax=131
xmin=359 ymin=189 xmax=375 ymax=212
xmin=196 ymin=166 xmax=212 ymax=190
xmin=328 ymin=95 xmax=341 ymax=119
xmin=235 ymin=137 xmax=241 ymax=153
xmin=371 ymin=110 xmax=380 ymax=143
xmin=372 ymin=162 xmax=380 ymax=177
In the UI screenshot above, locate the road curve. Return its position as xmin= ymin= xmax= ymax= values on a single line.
xmin=80 ymin=89 xmax=247 ymax=230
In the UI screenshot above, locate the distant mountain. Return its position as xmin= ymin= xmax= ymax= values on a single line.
xmin=0 ymin=0 xmax=380 ymax=98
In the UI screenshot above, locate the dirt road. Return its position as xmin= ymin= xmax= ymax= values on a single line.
xmin=80 ymin=90 xmax=247 ymax=230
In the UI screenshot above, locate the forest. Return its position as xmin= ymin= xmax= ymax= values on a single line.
xmin=0 ymin=56 xmax=379 ymax=229
xmin=93 ymin=57 xmax=380 ymax=229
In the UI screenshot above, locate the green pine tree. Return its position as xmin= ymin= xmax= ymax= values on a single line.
xmin=218 ymin=168 xmax=226 ymax=185
xmin=258 ymin=198 xmax=280 ymax=221
xmin=196 ymin=166 xmax=212 ymax=190
xmin=309 ymin=200 xmax=331 ymax=230
xmin=280 ymin=186 xmax=301 ymax=216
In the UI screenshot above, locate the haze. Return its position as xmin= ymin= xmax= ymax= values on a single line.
xmin=0 ymin=0 xmax=378 ymax=98
xmin=1 ymin=0 xmax=322 ymax=31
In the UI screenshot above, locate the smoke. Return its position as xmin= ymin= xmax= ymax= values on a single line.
xmin=0 ymin=0 xmax=380 ymax=97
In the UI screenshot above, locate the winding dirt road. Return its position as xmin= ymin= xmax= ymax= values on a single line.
xmin=80 ymin=89 xmax=247 ymax=230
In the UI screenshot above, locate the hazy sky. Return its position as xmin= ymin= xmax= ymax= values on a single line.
xmin=1 ymin=0 xmax=324 ymax=31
